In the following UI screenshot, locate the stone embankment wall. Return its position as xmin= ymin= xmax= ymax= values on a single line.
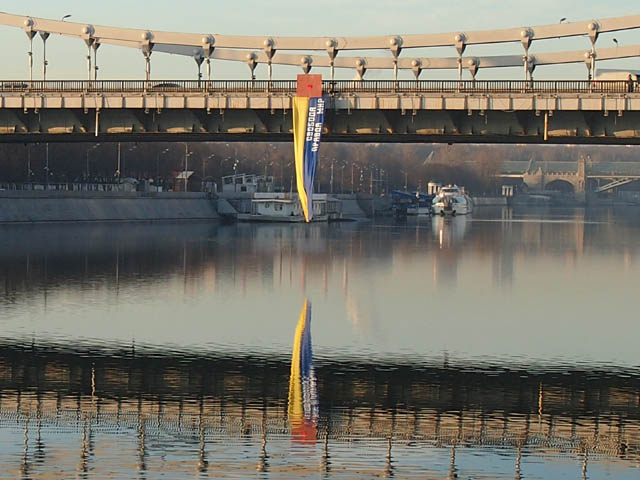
xmin=0 ymin=191 xmax=219 ymax=223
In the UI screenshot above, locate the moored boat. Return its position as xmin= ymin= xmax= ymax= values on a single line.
xmin=235 ymin=193 xmax=340 ymax=222
xmin=432 ymin=185 xmax=473 ymax=216
xmin=392 ymin=190 xmax=434 ymax=217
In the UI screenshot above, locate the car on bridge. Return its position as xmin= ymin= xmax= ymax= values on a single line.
xmin=0 ymin=82 xmax=28 ymax=91
xmin=149 ymin=82 xmax=182 ymax=92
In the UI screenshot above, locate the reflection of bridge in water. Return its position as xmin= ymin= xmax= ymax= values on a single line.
xmin=1 ymin=341 xmax=638 ymax=477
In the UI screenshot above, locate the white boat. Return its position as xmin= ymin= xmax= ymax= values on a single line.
xmin=432 ymin=185 xmax=473 ymax=216
xmin=235 ymin=193 xmax=340 ymax=222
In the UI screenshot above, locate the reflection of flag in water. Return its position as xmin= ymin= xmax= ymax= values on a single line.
xmin=293 ymin=74 xmax=326 ymax=223
xmin=288 ymin=299 xmax=318 ymax=443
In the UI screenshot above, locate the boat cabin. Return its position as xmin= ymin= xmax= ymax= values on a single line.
xmin=249 ymin=193 xmax=342 ymax=220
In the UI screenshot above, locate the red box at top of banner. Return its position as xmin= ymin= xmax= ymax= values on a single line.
xmin=296 ymin=74 xmax=323 ymax=97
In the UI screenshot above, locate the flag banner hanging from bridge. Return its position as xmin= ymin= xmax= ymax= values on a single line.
xmin=293 ymin=74 xmax=325 ymax=222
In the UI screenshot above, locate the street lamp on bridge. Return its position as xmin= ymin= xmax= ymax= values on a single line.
xmin=193 ymin=50 xmax=204 ymax=86
xmin=39 ymin=31 xmax=50 ymax=81
xmin=37 ymin=14 xmax=71 ymax=82
xmin=23 ymin=18 xmax=36 ymax=83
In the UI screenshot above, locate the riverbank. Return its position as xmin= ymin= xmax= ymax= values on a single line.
xmin=0 ymin=191 xmax=219 ymax=223
xmin=0 ymin=190 xmax=374 ymax=224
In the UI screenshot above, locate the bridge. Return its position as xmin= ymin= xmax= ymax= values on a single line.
xmin=1 ymin=79 xmax=640 ymax=144
xmin=2 ymin=12 xmax=640 ymax=143
xmin=498 ymin=157 xmax=640 ymax=193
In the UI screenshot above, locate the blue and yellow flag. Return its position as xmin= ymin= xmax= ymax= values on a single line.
xmin=288 ymin=299 xmax=318 ymax=443
xmin=293 ymin=75 xmax=326 ymax=222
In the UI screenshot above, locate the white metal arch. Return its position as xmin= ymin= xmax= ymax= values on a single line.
xmin=2 ymin=11 xmax=640 ymax=81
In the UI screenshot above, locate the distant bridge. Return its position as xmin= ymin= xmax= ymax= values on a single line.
xmin=498 ymin=158 xmax=640 ymax=193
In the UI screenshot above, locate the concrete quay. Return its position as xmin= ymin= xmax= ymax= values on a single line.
xmin=0 ymin=190 xmax=219 ymax=223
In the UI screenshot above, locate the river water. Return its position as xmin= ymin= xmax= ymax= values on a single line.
xmin=0 ymin=207 xmax=638 ymax=479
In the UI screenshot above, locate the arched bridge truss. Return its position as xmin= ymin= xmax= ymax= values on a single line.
xmin=2 ymin=12 xmax=640 ymax=81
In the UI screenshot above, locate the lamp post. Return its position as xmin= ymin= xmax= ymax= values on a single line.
xmin=25 ymin=26 xmax=36 ymax=83
xmin=264 ymin=143 xmax=277 ymax=187
xmin=288 ymin=161 xmax=294 ymax=193
xmin=351 ymin=163 xmax=355 ymax=193
xmin=125 ymin=144 xmax=137 ymax=180
xmin=182 ymin=143 xmax=194 ymax=192
xmin=26 ymin=144 xmax=32 ymax=183
xmin=262 ymin=143 xmax=276 ymax=179
xmin=156 ymin=147 xmax=170 ymax=182
xmin=279 ymin=156 xmax=284 ymax=191
xmin=116 ymin=142 xmax=121 ymax=183
xmin=44 ymin=143 xmax=50 ymax=190
xmin=203 ymin=153 xmax=215 ymax=178
xmin=225 ymin=143 xmax=239 ymax=190
xmin=92 ymin=42 xmax=100 ymax=81
xmin=40 ymin=14 xmax=70 ymax=82
xmin=184 ymin=143 xmax=188 ymax=192
xmin=116 ymin=143 xmax=137 ymax=184
xmin=40 ymin=31 xmax=50 ymax=81
xmin=400 ymin=169 xmax=408 ymax=191
xmin=225 ymin=143 xmax=238 ymax=168
xmin=330 ymin=158 xmax=335 ymax=194
xmin=86 ymin=143 xmax=100 ymax=180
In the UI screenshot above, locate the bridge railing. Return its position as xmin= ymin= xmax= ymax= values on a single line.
xmin=0 ymin=79 xmax=634 ymax=94
xmin=327 ymin=79 xmax=634 ymax=94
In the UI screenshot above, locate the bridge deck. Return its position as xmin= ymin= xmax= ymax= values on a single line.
xmin=2 ymin=80 xmax=640 ymax=144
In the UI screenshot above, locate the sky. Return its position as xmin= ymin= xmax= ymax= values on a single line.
xmin=1 ymin=1 xmax=639 ymax=81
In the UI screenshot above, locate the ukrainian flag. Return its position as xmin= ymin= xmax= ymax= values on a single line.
xmin=293 ymin=75 xmax=326 ymax=222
